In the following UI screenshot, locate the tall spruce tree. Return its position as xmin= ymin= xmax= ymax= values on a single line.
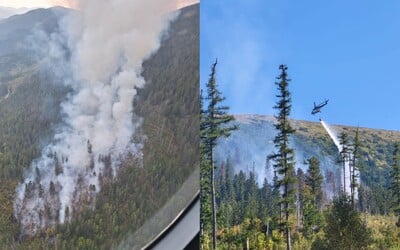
xmin=303 ymin=157 xmax=324 ymax=238
xmin=339 ymin=132 xmax=350 ymax=194
xmin=305 ymin=156 xmax=323 ymax=208
xmin=351 ymin=128 xmax=362 ymax=208
xmin=200 ymin=59 xmax=237 ymax=249
xmin=200 ymin=90 xmax=212 ymax=245
xmin=296 ymin=168 xmax=306 ymax=230
xmin=390 ymin=142 xmax=400 ymax=227
xmin=321 ymin=194 xmax=372 ymax=250
xmin=268 ymin=64 xmax=296 ymax=250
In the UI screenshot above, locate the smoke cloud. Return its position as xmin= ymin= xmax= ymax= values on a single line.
xmin=0 ymin=0 xmax=76 ymax=9
xmin=176 ymin=0 xmax=199 ymax=8
xmin=14 ymin=0 xmax=178 ymax=237
xmin=46 ymin=0 xmax=77 ymax=8
xmin=215 ymin=115 xmax=344 ymax=201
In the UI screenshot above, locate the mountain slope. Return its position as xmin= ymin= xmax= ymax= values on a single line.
xmin=216 ymin=114 xmax=400 ymax=206
xmin=211 ymin=114 xmax=400 ymax=250
xmin=0 ymin=7 xmax=30 ymax=19
xmin=0 ymin=7 xmax=67 ymax=58
xmin=0 ymin=4 xmax=198 ymax=249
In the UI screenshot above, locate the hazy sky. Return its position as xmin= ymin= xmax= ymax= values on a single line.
xmin=177 ymin=0 xmax=198 ymax=8
xmin=201 ymin=0 xmax=400 ymax=131
xmin=0 ymin=0 xmax=197 ymax=9
xmin=0 ymin=0 xmax=75 ymax=8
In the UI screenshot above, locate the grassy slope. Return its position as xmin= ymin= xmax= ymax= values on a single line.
xmin=292 ymin=118 xmax=400 ymax=195
xmin=292 ymin=118 xmax=400 ymax=168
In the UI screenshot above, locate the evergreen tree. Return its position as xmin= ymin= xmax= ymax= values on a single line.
xmin=233 ymin=170 xmax=246 ymax=224
xmin=339 ymin=132 xmax=350 ymax=194
xmin=305 ymin=157 xmax=323 ymax=208
xmin=303 ymin=157 xmax=324 ymax=238
xmin=267 ymin=64 xmax=296 ymax=250
xmin=357 ymin=184 xmax=368 ymax=213
xmin=260 ymin=177 xmax=274 ymax=234
xmin=390 ymin=142 xmax=400 ymax=227
xmin=245 ymin=169 xmax=258 ymax=219
xmin=271 ymin=171 xmax=282 ymax=229
xmin=200 ymin=59 xmax=237 ymax=249
xmin=350 ymin=128 xmax=362 ymax=208
xmin=296 ymin=168 xmax=306 ymax=230
xmin=224 ymin=157 xmax=235 ymax=205
xmin=200 ymin=90 xmax=212 ymax=243
xmin=322 ymin=194 xmax=372 ymax=250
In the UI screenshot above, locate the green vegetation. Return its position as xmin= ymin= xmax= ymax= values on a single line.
xmin=390 ymin=143 xmax=400 ymax=227
xmin=267 ymin=64 xmax=296 ymax=250
xmin=315 ymin=195 xmax=372 ymax=250
xmin=200 ymin=60 xmax=237 ymax=249
xmin=0 ymin=4 xmax=199 ymax=249
xmin=293 ymin=120 xmax=400 ymax=216
xmin=302 ymin=157 xmax=323 ymax=238
xmin=0 ymin=73 xmax=68 ymax=247
xmin=209 ymin=64 xmax=400 ymax=249
xmin=351 ymin=128 xmax=362 ymax=206
xmin=213 ymin=163 xmax=400 ymax=249
xmin=339 ymin=132 xmax=350 ymax=194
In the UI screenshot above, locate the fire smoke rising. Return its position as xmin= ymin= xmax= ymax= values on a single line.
xmin=320 ymin=119 xmax=352 ymax=194
xmin=46 ymin=0 xmax=78 ymax=8
xmin=14 ymin=0 xmax=178 ymax=237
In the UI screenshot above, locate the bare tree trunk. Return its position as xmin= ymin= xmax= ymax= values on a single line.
xmin=343 ymin=160 xmax=346 ymax=194
xmin=286 ymin=205 xmax=291 ymax=250
xmin=296 ymin=191 xmax=301 ymax=229
xmin=200 ymin=163 xmax=205 ymax=249
xmin=211 ymin=151 xmax=217 ymax=250
xmin=350 ymin=162 xmax=354 ymax=203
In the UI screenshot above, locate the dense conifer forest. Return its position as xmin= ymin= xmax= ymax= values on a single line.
xmin=0 ymin=4 xmax=199 ymax=249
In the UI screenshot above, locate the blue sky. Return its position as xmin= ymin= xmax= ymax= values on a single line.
xmin=201 ymin=0 xmax=400 ymax=131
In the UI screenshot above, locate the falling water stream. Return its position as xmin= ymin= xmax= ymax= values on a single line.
xmin=320 ymin=119 xmax=351 ymax=195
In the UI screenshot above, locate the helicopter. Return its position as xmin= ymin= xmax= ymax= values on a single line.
xmin=311 ymin=99 xmax=329 ymax=115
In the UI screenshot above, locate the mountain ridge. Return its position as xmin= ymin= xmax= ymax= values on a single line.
xmin=215 ymin=113 xmax=399 ymax=208
xmin=233 ymin=114 xmax=400 ymax=133
xmin=0 ymin=7 xmax=31 ymax=20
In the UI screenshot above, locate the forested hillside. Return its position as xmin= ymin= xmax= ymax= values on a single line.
xmin=208 ymin=114 xmax=400 ymax=249
xmin=0 ymin=4 xmax=199 ymax=249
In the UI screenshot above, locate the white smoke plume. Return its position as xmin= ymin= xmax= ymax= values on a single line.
xmin=176 ymin=0 xmax=199 ymax=8
xmin=0 ymin=0 xmax=77 ymax=9
xmin=14 ymin=0 xmax=178 ymax=237
xmin=48 ymin=0 xmax=77 ymax=8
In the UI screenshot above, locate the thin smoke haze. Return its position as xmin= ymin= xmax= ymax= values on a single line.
xmin=14 ymin=0 xmax=178 ymax=237
xmin=0 ymin=0 xmax=196 ymax=10
xmin=0 ymin=0 xmax=76 ymax=8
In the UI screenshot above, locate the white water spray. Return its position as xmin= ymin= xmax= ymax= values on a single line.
xmin=14 ymin=0 xmax=178 ymax=237
xmin=320 ymin=119 xmax=352 ymax=195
